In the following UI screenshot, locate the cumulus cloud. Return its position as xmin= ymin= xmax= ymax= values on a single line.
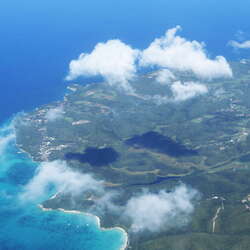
xmin=140 ymin=26 xmax=233 ymax=79
xmin=66 ymin=40 xmax=139 ymax=92
xmin=90 ymin=191 xmax=121 ymax=215
xmin=170 ymin=81 xmax=208 ymax=101
xmin=45 ymin=106 xmax=64 ymax=122
xmin=20 ymin=159 xmax=120 ymax=214
xmin=141 ymin=80 xmax=207 ymax=104
xmin=20 ymin=160 xmax=103 ymax=202
xmin=0 ymin=133 xmax=15 ymax=155
xmin=20 ymin=160 xmax=200 ymax=234
xmin=156 ymin=69 xmax=176 ymax=84
xmin=66 ymin=26 xmax=232 ymax=98
xmin=123 ymin=185 xmax=198 ymax=233
xmin=0 ymin=124 xmax=15 ymax=155
xmin=229 ymin=40 xmax=250 ymax=49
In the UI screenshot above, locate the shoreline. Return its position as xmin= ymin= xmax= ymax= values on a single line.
xmin=15 ymin=138 xmax=129 ymax=250
xmin=38 ymin=204 xmax=129 ymax=250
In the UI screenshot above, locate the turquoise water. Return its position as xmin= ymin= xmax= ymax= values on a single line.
xmin=0 ymin=122 xmax=126 ymax=250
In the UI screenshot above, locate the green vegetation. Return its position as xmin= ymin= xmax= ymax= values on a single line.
xmin=15 ymin=61 xmax=250 ymax=249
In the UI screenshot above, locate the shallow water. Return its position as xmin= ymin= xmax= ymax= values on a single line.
xmin=0 ymin=122 xmax=126 ymax=250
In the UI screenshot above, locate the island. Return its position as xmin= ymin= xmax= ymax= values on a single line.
xmin=15 ymin=60 xmax=250 ymax=249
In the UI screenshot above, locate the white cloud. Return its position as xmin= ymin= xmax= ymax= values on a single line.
xmin=20 ymin=161 xmax=200 ymax=234
xmin=229 ymin=40 xmax=250 ymax=49
xmin=141 ymin=80 xmax=208 ymax=104
xmin=0 ymin=133 xmax=15 ymax=155
xmin=66 ymin=26 xmax=232 ymax=96
xmin=45 ymin=106 xmax=64 ymax=122
xmin=20 ymin=160 xmax=104 ymax=202
xmin=0 ymin=124 xmax=15 ymax=155
xmin=140 ymin=26 xmax=233 ymax=79
xmin=123 ymin=185 xmax=198 ymax=233
xmin=156 ymin=69 xmax=176 ymax=84
xmin=66 ymin=40 xmax=139 ymax=92
xmin=171 ymin=81 xmax=208 ymax=101
xmin=20 ymin=160 xmax=120 ymax=213
xmin=91 ymin=191 xmax=121 ymax=215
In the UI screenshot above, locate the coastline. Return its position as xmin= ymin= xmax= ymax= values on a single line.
xmin=14 ymin=131 xmax=129 ymax=250
xmin=38 ymin=204 xmax=129 ymax=250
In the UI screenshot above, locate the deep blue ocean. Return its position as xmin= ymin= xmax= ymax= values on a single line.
xmin=0 ymin=0 xmax=250 ymax=249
